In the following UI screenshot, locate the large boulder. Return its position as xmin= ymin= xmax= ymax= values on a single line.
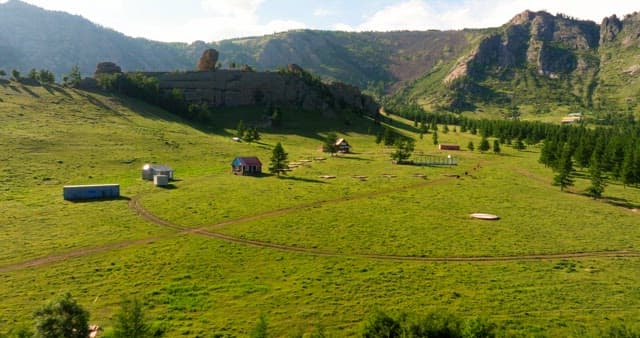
xmin=94 ymin=62 xmax=122 ymax=76
xmin=197 ymin=49 xmax=219 ymax=71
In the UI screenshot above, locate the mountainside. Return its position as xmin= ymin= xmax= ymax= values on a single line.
xmin=394 ymin=10 xmax=640 ymax=116
xmin=1 ymin=0 xmax=640 ymax=117
xmin=0 ymin=0 xmax=481 ymax=95
xmin=0 ymin=0 xmax=203 ymax=77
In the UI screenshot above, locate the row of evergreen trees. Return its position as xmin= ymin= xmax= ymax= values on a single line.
xmin=392 ymin=107 xmax=640 ymax=193
xmin=539 ymin=126 xmax=640 ymax=195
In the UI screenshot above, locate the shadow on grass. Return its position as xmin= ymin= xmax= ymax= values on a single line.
xmin=47 ymin=85 xmax=73 ymax=98
xmin=594 ymin=195 xmax=640 ymax=209
xmin=20 ymin=85 xmax=39 ymax=98
xmin=277 ymin=175 xmax=327 ymax=184
xmin=77 ymin=91 xmax=120 ymax=114
xmin=381 ymin=116 xmax=421 ymax=135
xmin=66 ymin=196 xmax=131 ymax=203
xmin=157 ymin=184 xmax=178 ymax=190
xmin=333 ymin=155 xmax=371 ymax=161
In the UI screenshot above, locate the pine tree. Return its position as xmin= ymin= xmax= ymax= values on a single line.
xmin=621 ymin=144 xmax=640 ymax=187
xmin=586 ymin=152 xmax=606 ymax=199
xmin=432 ymin=130 xmax=438 ymax=145
xmin=443 ymin=125 xmax=450 ymax=134
xmin=244 ymin=127 xmax=256 ymax=143
xmin=479 ymin=137 xmax=490 ymax=152
xmin=514 ymin=138 xmax=526 ymax=150
xmin=493 ymin=139 xmax=501 ymax=154
xmin=236 ymin=120 xmax=246 ymax=139
xmin=11 ymin=69 xmax=20 ymax=81
xmin=383 ymin=127 xmax=395 ymax=146
xmin=390 ymin=139 xmax=415 ymax=163
xmin=539 ymin=140 xmax=556 ymax=168
xmin=251 ymin=127 xmax=261 ymax=142
xmin=467 ymin=141 xmax=475 ymax=151
xmin=269 ymin=142 xmax=288 ymax=176
xmin=553 ymin=144 xmax=575 ymax=192
xmin=323 ymin=132 xmax=338 ymax=155
xmin=64 ymin=64 xmax=82 ymax=88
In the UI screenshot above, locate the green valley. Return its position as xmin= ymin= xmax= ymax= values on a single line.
xmin=1 ymin=80 xmax=639 ymax=337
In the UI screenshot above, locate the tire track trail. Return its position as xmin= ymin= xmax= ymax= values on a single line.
xmin=130 ymin=193 xmax=640 ymax=263
xmin=3 ymin=174 xmax=639 ymax=274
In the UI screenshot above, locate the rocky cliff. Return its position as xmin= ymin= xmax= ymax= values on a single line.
xmin=446 ymin=10 xmax=599 ymax=83
xmin=396 ymin=10 xmax=640 ymax=114
xmin=147 ymin=67 xmax=379 ymax=116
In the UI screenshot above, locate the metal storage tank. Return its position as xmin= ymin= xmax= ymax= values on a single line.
xmin=63 ymin=184 xmax=120 ymax=201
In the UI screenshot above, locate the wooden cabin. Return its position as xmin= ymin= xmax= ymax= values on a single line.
xmin=335 ymin=138 xmax=351 ymax=153
xmin=232 ymin=157 xmax=262 ymax=175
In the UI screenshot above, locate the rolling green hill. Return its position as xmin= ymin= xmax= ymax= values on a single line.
xmin=2 ymin=80 xmax=640 ymax=337
xmin=2 ymin=0 xmax=640 ymax=118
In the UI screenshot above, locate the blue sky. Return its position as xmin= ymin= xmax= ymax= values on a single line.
xmin=3 ymin=0 xmax=639 ymax=42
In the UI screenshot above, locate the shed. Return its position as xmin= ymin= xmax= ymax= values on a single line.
xmin=438 ymin=144 xmax=460 ymax=151
xmin=142 ymin=164 xmax=174 ymax=180
xmin=232 ymin=157 xmax=262 ymax=175
xmin=63 ymin=184 xmax=120 ymax=201
xmin=335 ymin=138 xmax=351 ymax=153
xmin=154 ymin=175 xmax=169 ymax=187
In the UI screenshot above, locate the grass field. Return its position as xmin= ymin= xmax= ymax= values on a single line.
xmin=1 ymin=82 xmax=639 ymax=337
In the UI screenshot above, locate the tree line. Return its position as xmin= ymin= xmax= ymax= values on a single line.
xmin=96 ymin=72 xmax=210 ymax=123
xmin=391 ymin=105 xmax=640 ymax=194
xmin=3 ymin=294 xmax=639 ymax=337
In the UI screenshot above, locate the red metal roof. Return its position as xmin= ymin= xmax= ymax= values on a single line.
xmin=234 ymin=157 xmax=262 ymax=166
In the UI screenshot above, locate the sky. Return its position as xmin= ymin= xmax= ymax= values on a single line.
xmin=2 ymin=0 xmax=639 ymax=43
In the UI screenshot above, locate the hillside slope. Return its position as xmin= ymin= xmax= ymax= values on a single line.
xmin=393 ymin=10 xmax=640 ymax=116
xmin=2 ymin=0 xmax=640 ymax=117
xmin=0 ymin=0 xmax=481 ymax=94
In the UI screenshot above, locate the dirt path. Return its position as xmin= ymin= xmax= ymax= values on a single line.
xmin=3 ymin=172 xmax=639 ymax=274
xmin=129 ymin=192 xmax=640 ymax=263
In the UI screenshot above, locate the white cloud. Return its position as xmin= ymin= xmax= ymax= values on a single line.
xmin=357 ymin=0 xmax=436 ymax=31
xmin=201 ymin=0 xmax=264 ymax=16
xmin=354 ymin=0 xmax=640 ymax=32
xmin=332 ymin=23 xmax=355 ymax=31
xmin=313 ymin=8 xmax=333 ymax=17
xmin=127 ymin=0 xmax=305 ymax=42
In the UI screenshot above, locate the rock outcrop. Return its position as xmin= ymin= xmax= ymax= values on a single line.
xmin=197 ymin=49 xmax=219 ymax=71
xmin=446 ymin=10 xmax=599 ymax=83
xmin=600 ymin=15 xmax=623 ymax=44
xmin=147 ymin=66 xmax=379 ymax=116
xmin=94 ymin=62 xmax=122 ymax=76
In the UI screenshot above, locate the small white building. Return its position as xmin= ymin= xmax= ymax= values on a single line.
xmin=142 ymin=164 xmax=174 ymax=181
xmin=153 ymin=175 xmax=169 ymax=187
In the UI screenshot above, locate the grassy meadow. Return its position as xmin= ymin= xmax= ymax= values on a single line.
xmin=1 ymin=82 xmax=640 ymax=337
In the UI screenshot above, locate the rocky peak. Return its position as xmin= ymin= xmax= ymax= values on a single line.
xmin=600 ymin=15 xmax=623 ymax=44
xmin=197 ymin=49 xmax=219 ymax=71
xmin=620 ymin=12 xmax=640 ymax=47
